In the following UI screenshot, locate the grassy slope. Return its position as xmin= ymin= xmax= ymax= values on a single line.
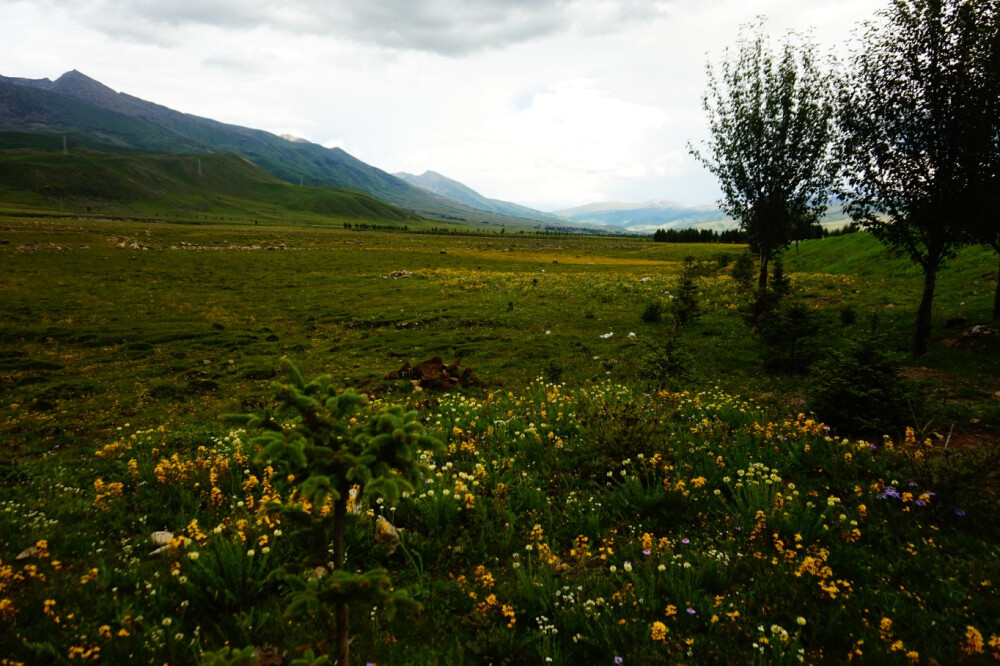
xmin=0 ymin=148 xmax=429 ymax=225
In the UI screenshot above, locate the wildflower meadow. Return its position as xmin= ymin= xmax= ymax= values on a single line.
xmin=2 ymin=220 xmax=998 ymax=664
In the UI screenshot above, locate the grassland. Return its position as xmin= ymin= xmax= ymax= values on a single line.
xmin=1 ymin=216 xmax=998 ymax=664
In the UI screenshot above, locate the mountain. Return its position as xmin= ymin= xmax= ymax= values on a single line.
xmin=558 ymin=199 xmax=854 ymax=234
xmin=395 ymin=170 xmax=570 ymax=226
xmin=0 ymin=136 xmax=421 ymax=224
xmin=556 ymin=200 xmax=731 ymax=232
xmin=0 ymin=70 xmax=563 ymax=228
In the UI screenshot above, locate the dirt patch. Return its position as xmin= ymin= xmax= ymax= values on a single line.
xmin=385 ymin=356 xmax=477 ymax=390
xmin=942 ymin=324 xmax=1000 ymax=351
xmin=900 ymin=366 xmax=953 ymax=383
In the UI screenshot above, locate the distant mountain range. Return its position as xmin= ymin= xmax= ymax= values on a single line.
xmin=0 ymin=70 xmax=572 ymax=229
xmin=4 ymin=69 xmax=840 ymax=236
xmin=556 ymin=200 xmax=731 ymax=232
xmin=555 ymin=199 xmax=851 ymax=233
xmin=394 ymin=170 xmax=570 ymax=226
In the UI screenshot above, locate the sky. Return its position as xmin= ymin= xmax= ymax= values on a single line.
xmin=0 ymin=0 xmax=884 ymax=211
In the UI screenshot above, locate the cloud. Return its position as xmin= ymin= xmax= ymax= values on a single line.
xmin=38 ymin=0 xmax=675 ymax=55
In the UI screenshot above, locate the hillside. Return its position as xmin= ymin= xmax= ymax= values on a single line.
xmin=0 ymin=71 xmax=564 ymax=229
xmin=395 ymin=170 xmax=571 ymax=226
xmin=0 ymin=142 xmax=421 ymax=224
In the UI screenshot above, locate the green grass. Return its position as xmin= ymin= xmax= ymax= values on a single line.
xmin=1 ymin=217 xmax=998 ymax=664
xmin=0 ymin=149 xmax=427 ymax=227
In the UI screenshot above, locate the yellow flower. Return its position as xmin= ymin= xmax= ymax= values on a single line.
xmin=962 ymin=625 xmax=984 ymax=655
xmin=651 ymin=621 xmax=668 ymax=642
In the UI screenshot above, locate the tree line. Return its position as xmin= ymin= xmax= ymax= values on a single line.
xmin=651 ymin=224 xmax=854 ymax=244
xmin=689 ymin=0 xmax=999 ymax=355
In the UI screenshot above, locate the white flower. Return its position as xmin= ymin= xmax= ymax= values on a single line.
xmin=628 ymin=332 xmax=637 ymax=339
xmin=545 ymin=330 xmax=551 ymax=335
xmin=600 ymin=332 xmax=614 ymax=339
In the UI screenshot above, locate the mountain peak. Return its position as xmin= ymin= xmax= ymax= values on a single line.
xmin=50 ymin=70 xmax=120 ymax=104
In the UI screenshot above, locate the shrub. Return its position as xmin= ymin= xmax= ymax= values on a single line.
xmin=670 ymin=256 xmax=701 ymax=328
xmin=839 ymin=305 xmax=857 ymax=326
xmin=759 ymin=301 xmax=820 ymax=374
xmin=640 ymin=301 xmax=664 ymax=323
xmin=768 ymin=254 xmax=791 ymax=305
xmin=632 ymin=335 xmax=694 ymax=391
xmin=808 ymin=339 xmax=921 ymax=438
xmin=731 ymin=251 xmax=755 ymax=293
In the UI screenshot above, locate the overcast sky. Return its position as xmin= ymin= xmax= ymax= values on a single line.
xmin=1 ymin=0 xmax=884 ymax=211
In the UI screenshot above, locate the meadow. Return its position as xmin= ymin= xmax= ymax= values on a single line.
xmin=1 ymin=216 xmax=999 ymax=664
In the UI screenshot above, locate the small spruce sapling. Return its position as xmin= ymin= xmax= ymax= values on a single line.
xmin=731 ymin=251 xmax=755 ymax=294
xmin=670 ymin=256 xmax=702 ymax=328
xmin=227 ymin=358 xmax=441 ymax=666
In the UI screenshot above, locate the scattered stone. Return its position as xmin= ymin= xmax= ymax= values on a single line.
xmin=375 ymin=515 xmax=402 ymax=553
xmin=151 ymin=531 xmax=174 ymax=546
xmin=386 ymin=356 xmax=477 ymax=390
xmin=386 ymin=270 xmax=414 ymax=279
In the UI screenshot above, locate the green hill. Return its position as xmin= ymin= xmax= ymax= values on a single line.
xmin=0 ymin=71 xmax=565 ymax=229
xmin=0 ymin=141 xmax=423 ymax=225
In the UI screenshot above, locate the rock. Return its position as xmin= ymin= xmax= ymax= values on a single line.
xmin=386 ymin=356 xmax=477 ymax=390
xmin=150 ymin=531 xmax=174 ymax=546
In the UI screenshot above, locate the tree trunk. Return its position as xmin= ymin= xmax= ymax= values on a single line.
xmin=993 ymin=252 xmax=999 ymax=320
xmin=753 ymin=252 xmax=771 ymax=330
xmin=914 ymin=266 xmax=937 ymax=357
xmin=333 ymin=495 xmax=349 ymax=665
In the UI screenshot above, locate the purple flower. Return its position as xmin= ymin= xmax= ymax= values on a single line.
xmin=642 ymin=549 xmax=652 ymax=556
xmin=681 ymin=538 xmax=690 ymax=544
xmin=615 ymin=658 xmax=623 ymax=665
xmin=878 ymin=486 xmax=899 ymax=500
xmin=955 ymin=509 xmax=966 ymax=517
xmin=686 ymin=608 xmax=697 ymax=615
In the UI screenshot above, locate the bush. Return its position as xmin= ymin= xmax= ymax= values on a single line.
xmin=839 ymin=305 xmax=857 ymax=326
xmin=670 ymin=256 xmax=701 ymax=328
xmin=759 ymin=301 xmax=820 ymax=374
xmin=731 ymin=251 xmax=755 ymax=293
xmin=632 ymin=335 xmax=694 ymax=391
xmin=768 ymin=254 xmax=791 ymax=305
xmin=714 ymin=253 xmax=734 ymax=270
xmin=808 ymin=338 xmax=922 ymax=439
xmin=640 ymin=301 xmax=664 ymax=323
